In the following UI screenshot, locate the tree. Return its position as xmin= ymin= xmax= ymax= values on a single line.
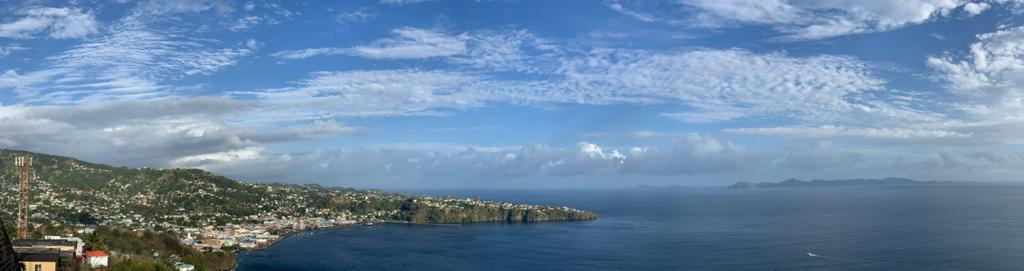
xmin=83 ymin=232 xmax=102 ymax=251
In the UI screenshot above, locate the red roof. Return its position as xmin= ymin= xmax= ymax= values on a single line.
xmin=84 ymin=250 xmax=109 ymax=257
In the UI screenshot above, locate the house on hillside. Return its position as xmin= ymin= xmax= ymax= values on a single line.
xmin=84 ymin=250 xmax=109 ymax=267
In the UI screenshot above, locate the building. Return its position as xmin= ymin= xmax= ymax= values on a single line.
xmin=0 ymin=218 xmax=20 ymax=271
xmin=12 ymin=240 xmax=77 ymax=257
xmin=43 ymin=237 xmax=83 ymax=258
xmin=13 ymin=241 xmax=79 ymax=271
xmin=83 ymin=250 xmax=108 ymax=268
xmin=16 ymin=249 xmax=61 ymax=271
xmin=174 ymin=262 xmax=195 ymax=271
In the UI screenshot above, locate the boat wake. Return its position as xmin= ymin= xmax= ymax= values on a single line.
xmin=805 ymin=251 xmax=985 ymax=271
xmin=804 ymin=252 xmax=862 ymax=264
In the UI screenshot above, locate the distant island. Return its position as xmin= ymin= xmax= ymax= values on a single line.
xmin=728 ymin=177 xmax=953 ymax=189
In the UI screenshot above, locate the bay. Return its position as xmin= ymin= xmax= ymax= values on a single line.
xmin=237 ymin=185 xmax=1024 ymax=270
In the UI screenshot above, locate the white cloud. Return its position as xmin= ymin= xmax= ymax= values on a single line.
xmin=921 ymin=26 xmax=1024 ymax=144
xmin=0 ymin=7 xmax=98 ymax=39
xmin=620 ymin=134 xmax=753 ymax=175
xmin=963 ymin=2 xmax=991 ymax=16
xmin=276 ymin=28 xmax=558 ymax=72
xmin=350 ymin=27 xmax=468 ymax=59
xmin=553 ymin=48 xmax=933 ymax=124
xmin=265 ymin=47 xmax=941 ymax=133
xmin=51 ymin=19 xmax=255 ymax=79
xmin=131 ymin=0 xmax=234 ymax=16
xmin=229 ymin=15 xmax=263 ymax=32
xmin=606 ymin=0 xmax=661 ymax=23
xmin=272 ymin=28 xmax=483 ymax=61
xmin=651 ymin=0 xmax=986 ymax=40
xmin=227 ymin=3 xmax=300 ymax=32
xmin=336 ymin=9 xmax=375 ymax=24
xmin=1 ymin=16 xmax=257 ymax=104
xmin=726 ymin=125 xmax=971 ymax=139
xmin=178 ymin=136 xmax=755 ymax=186
xmin=0 ymin=98 xmax=359 ymax=168
xmin=448 ymin=30 xmax=559 ymax=73
xmin=928 ymin=26 xmax=1024 ymax=92
xmin=231 ymin=69 xmax=497 ymax=120
xmin=271 ymin=47 xmax=348 ymax=60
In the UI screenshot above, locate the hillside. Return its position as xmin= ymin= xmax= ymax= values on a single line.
xmin=0 ymin=149 xmax=596 ymax=233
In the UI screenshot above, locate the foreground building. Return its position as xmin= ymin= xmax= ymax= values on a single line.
xmin=11 ymin=240 xmax=77 ymax=258
xmin=16 ymin=249 xmax=59 ymax=271
xmin=84 ymin=250 xmax=108 ymax=268
xmin=12 ymin=240 xmax=79 ymax=271
xmin=0 ymin=218 xmax=20 ymax=270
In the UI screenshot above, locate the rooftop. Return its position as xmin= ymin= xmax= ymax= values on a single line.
xmin=84 ymin=250 xmax=108 ymax=257
xmin=15 ymin=248 xmax=60 ymax=262
xmin=13 ymin=239 xmax=76 ymax=247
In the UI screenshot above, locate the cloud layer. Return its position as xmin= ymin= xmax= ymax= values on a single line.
xmin=0 ymin=7 xmax=98 ymax=39
xmin=612 ymin=0 xmax=1007 ymax=40
xmin=3 ymin=1 xmax=1024 ymax=187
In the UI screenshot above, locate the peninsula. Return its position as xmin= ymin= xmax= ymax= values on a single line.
xmin=728 ymin=177 xmax=952 ymax=189
xmin=0 ymin=149 xmax=596 ymax=270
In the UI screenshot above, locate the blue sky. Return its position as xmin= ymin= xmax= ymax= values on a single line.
xmin=3 ymin=0 xmax=1024 ymax=188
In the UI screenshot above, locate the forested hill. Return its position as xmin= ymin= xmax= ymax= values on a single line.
xmin=0 ymin=149 xmax=596 ymax=231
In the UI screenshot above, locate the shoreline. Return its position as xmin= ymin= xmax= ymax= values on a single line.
xmin=230 ymin=218 xmax=597 ymax=269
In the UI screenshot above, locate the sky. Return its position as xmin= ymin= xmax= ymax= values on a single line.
xmin=2 ymin=0 xmax=1024 ymax=188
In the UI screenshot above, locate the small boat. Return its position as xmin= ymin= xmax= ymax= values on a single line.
xmin=363 ymin=221 xmax=375 ymax=226
xmin=807 ymin=252 xmax=818 ymax=257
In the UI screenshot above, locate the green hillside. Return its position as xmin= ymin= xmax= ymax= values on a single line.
xmin=0 ymin=149 xmax=596 ymax=232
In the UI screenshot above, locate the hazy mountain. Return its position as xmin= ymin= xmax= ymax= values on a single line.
xmin=728 ymin=178 xmax=953 ymax=189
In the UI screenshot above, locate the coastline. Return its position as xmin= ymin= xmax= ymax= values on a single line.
xmin=235 ymin=218 xmax=567 ymax=253
xmin=231 ymin=218 xmax=598 ymax=270
xmin=230 ymin=224 xmax=356 ymax=270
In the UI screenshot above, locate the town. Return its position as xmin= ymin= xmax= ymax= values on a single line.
xmin=0 ymin=150 xmax=596 ymax=270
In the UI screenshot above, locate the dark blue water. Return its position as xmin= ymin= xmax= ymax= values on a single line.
xmin=236 ymin=185 xmax=1024 ymax=270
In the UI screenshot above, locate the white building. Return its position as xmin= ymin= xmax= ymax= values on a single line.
xmin=44 ymin=236 xmax=84 ymax=257
xmin=84 ymin=250 xmax=109 ymax=267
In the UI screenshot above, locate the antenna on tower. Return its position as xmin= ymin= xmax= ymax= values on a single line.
xmin=15 ymin=155 xmax=32 ymax=240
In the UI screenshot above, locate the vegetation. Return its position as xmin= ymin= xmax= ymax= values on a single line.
xmin=0 ymin=149 xmax=596 ymax=270
xmin=82 ymin=226 xmax=233 ymax=271
xmin=0 ymin=149 xmax=596 ymax=228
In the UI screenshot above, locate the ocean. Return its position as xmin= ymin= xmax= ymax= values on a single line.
xmin=235 ymin=184 xmax=1024 ymax=270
